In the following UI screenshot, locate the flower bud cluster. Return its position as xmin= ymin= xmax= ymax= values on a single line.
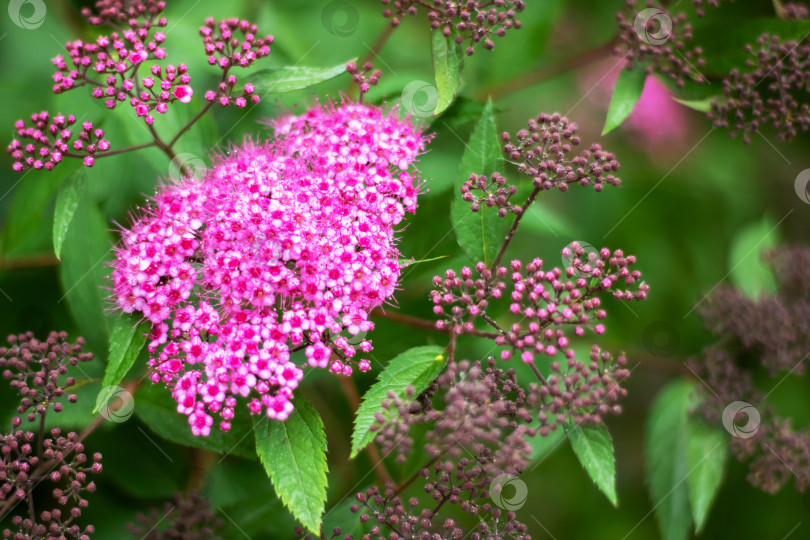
xmin=615 ymin=1 xmax=705 ymax=87
xmin=708 ymin=33 xmax=810 ymax=142
xmin=460 ymin=172 xmax=520 ymax=216
xmin=51 ymin=1 xmax=192 ymax=125
xmin=200 ymin=18 xmax=272 ymax=108
xmin=502 ymin=113 xmax=621 ymax=193
xmin=430 ymin=250 xmax=647 ymax=364
xmin=381 ymin=0 xmax=525 ymax=55
xmin=529 ymin=345 xmax=630 ymax=434
xmin=347 ymin=61 xmax=382 ymax=100
xmin=362 ymin=359 xmax=531 ymax=539
xmin=127 ymin=491 xmax=223 ymax=539
xmin=0 ymin=332 xmax=94 ymax=423
xmin=690 ymin=246 xmax=810 ymax=493
xmin=7 ymin=114 xmax=109 ymax=171
xmin=0 ymin=333 xmax=101 ymax=540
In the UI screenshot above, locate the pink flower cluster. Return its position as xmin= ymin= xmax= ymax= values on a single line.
xmin=7 ymin=113 xmax=109 ymax=171
xmin=431 ymin=246 xmax=648 ymax=363
xmin=200 ymin=18 xmax=273 ymax=108
xmin=111 ymin=101 xmax=429 ymax=436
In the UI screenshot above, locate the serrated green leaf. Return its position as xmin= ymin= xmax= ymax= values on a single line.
xmin=644 ymin=379 xmax=696 ymax=540
xmin=729 ymin=215 xmax=779 ymax=300
xmin=246 ymin=59 xmax=354 ymax=94
xmin=450 ymin=99 xmax=508 ymax=266
xmin=603 ymin=67 xmax=647 ymax=135
xmin=254 ymin=396 xmax=328 ymax=535
xmin=685 ymin=407 xmax=728 ymax=533
xmin=94 ymin=314 xmax=147 ymax=413
xmin=53 ymin=170 xmax=85 ymax=260
xmin=133 ymin=384 xmax=256 ymax=459
xmin=568 ymin=422 xmax=618 ymax=506
xmin=351 ymin=345 xmax=446 ymax=458
xmin=58 ymin=200 xmax=114 ymax=358
xmin=431 ymin=31 xmax=464 ymax=116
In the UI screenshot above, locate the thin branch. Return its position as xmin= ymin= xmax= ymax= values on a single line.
xmin=490 ymin=186 xmax=541 ymax=271
xmin=371 ymin=308 xmax=499 ymax=339
xmin=394 ymin=454 xmax=441 ymax=496
xmin=478 ymin=39 xmax=617 ymax=101
xmin=447 ymin=333 xmax=457 ymax=364
xmin=0 ymin=253 xmax=59 ymax=270
xmin=360 ymin=24 xmax=396 ymax=69
xmin=169 ymin=101 xmax=215 ymax=148
xmin=63 ymin=141 xmax=157 ymax=160
xmin=528 ymin=361 xmax=549 ymax=386
xmin=371 ymin=308 xmax=442 ymax=332
xmin=339 ymin=376 xmax=393 ymax=486
xmin=480 ymin=313 xmax=506 ymax=334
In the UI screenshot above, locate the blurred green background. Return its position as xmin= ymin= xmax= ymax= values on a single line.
xmin=1 ymin=0 xmax=809 ymax=538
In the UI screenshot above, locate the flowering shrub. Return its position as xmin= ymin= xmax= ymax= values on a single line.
xmin=3 ymin=0 xmax=810 ymax=539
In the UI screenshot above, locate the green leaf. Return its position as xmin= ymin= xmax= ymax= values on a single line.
xmin=449 ymin=99 xmax=508 ymax=266
xmin=728 ymin=215 xmax=779 ymax=300
xmin=685 ymin=405 xmax=728 ymax=533
xmin=246 ymin=59 xmax=354 ymax=94
xmin=673 ymin=97 xmax=717 ymax=113
xmin=568 ymin=422 xmax=618 ymax=506
xmin=351 ymin=345 xmax=446 ymax=458
xmin=133 ymin=384 xmax=256 ymax=459
xmin=603 ymin=67 xmax=647 ymax=135
xmin=254 ymin=395 xmax=328 ymax=535
xmin=58 ymin=200 xmax=114 ymax=357
xmin=52 ymin=170 xmax=85 ymax=260
xmin=431 ymin=30 xmax=463 ymax=116
xmin=644 ymin=379 xmax=695 ymax=540
xmin=93 ymin=314 xmax=147 ymax=413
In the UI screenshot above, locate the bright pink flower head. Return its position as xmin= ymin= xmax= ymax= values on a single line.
xmin=111 ymin=100 xmax=429 ymax=435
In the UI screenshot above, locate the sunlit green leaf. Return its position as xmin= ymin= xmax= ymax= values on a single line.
xmin=246 ymin=59 xmax=354 ymax=94
xmin=53 ymin=169 xmax=85 ymax=260
xmin=603 ymin=67 xmax=647 ymax=135
xmin=254 ymin=396 xmax=328 ymax=535
xmin=431 ymin=30 xmax=464 ymax=116
xmin=569 ymin=422 xmax=618 ymax=506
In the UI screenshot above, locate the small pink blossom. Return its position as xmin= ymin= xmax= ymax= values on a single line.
xmin=173 ymin=85 xmax=193 ymax=103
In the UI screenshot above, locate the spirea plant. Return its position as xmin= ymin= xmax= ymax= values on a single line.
xmin=3 ymin=1 xmax=810 ymax=539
